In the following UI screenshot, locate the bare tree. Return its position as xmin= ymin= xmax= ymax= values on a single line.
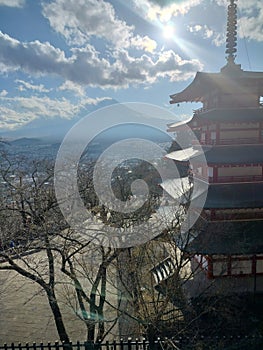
xmin=0 ymin=157 xmax=71 ymax=343
xmin=0 ymin=157 xmax=123 ymax=343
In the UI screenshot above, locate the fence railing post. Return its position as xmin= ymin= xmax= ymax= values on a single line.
xmin=62 ymin=341 xmax=72 ymax=350
xmin=119 ymin=339 xmax=124 ymax=350
xmin=127 ymin=338 xmax=132 ymax=350
xmin=55 ymin=341 xmax=59 ymax=350
xmin=84 ymin=341 xmax=94 ymax=350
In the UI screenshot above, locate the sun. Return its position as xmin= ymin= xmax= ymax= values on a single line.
xmin=163 ymin=24 xmax=174 ymax=39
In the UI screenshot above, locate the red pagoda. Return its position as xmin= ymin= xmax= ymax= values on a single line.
xmin=157 ymin=0 xmax=263 ymax=296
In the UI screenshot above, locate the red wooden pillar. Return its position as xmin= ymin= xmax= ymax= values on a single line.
xmin=227 ymin=256 xmax=232 ymax=276
xmin=252 ymin=255 xmax=256 ymax=275
xmin=213 ymin=166 xmax=218 ymax=183
xmin=207 ymin=255 xmax=213 ymax=279
xmin=216 ymin=122 xmax=220 ymax=144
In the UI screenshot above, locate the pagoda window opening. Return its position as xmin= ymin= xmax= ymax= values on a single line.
xmin=231 ymin=257 xmax=252 ymax=276
xmin=208 ymin=255 xmax=263 ymax=278
xmin=220 ymin=122 xmax=259 ymax=130
xmin=218 ymin=129 xmax=259 ymax=145
xmin=212 ymin=259 xmax=228 ymax=277
xmin=256 ymin=257 xmax=263 ymax=273
xmin=201 ymin=132 xmax=206 ymax=142
xmin=216 ymin=165 xmax=262 ymax=182
xmin=208 ymin=167 xmax=213 ymax=179
xmin=211 ymin=131 xmax=216 ymax=142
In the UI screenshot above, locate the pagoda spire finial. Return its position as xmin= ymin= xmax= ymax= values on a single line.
xmin=225 ymin=0 xmax=238 ymax=65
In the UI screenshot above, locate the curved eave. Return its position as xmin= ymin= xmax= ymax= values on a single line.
xmin=203 ymin=144 xmax=263 ymax=165
xmin=203 ymin=182 xmax=263 ymax=209
xmin=166 ymin=115 xmax=193 ymax=132
xmin=165 ymin=146 xmax=211 ymax=162
xmin=170 ymin=72 xmax=205 ymax=104
xmin=197 ymin=107 xmax=263 ymax=121
xmin=170 ymin=70 xmax=263 ymax=104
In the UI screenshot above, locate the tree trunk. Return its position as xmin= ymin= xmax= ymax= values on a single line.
xmin=47 ymin=289 xmax=70 ymax=343
xmin=88 ymin=292 xmax=96 ymax=341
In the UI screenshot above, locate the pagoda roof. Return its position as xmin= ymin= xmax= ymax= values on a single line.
xmin=202 ymin=182 xmax=263 ymax=209
xmin=161 ymin=178 xmax=263 ymax=210
xmin=185 ymin=217 xmax=263 ymax=255
xmin=197 ymin=107 xmax=263 ymax=121
xmin=166 ymin=108 xmax=263 ymax=133
xmin=204 ymin=144 xmax=263 ymax=165
xmin=165 ymin=146 xmax=209 ymax=162
xmin=168 ymin=144 xmax=263 ymax=165
xmin=170 ymin=68 xmax=263 ymax=104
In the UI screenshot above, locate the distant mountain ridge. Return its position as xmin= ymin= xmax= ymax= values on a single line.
xmin=0 ymin=99 xmax=176 ymax=142
xmin=10 ymin=137 xmax=45 ymax=146
xmin=0 ymin=99 xmax=118 ymax=141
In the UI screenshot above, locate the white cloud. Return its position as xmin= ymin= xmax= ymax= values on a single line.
xmin=214 ymin=0 xmax=263 ymax=43
xmin=212 ymin=32 xmax=225 ymax=47
xmin=0 ymin=90 xmax=8 ymax=97
xmin=238 ymin=0 xmax=263 ymax=42
xmin=0 ymin=94 xmax=112 ymax=130
xmin=42 ymin=0 xmax=133 ymax=48
xmin=15 ymin=79 xmax=51 ymax=93
xmin=0 ymin=0 xmax=24 ymax=7
xmin=58 ymin=80 xmax=85 ymax=96
xmin=188 ymin=25 xmax=202 ymax=33
xmin=111 ymin=49 xmax=203 ymax=87
xmin=187 ymin=24 xmax=225 ymax=47
xmin=0 ymin=105 xmax=35 ymax=130
xmin=133 ymin=0 xmax=202 ymax=22
xmin=42 ymin=0 xmax=159 ymax=53
xmin=0 ymin=31 xmax=202 ymax=89
xmin=0 ymin=31 xmax=67 ymax=75
xmin=130 ymin=35 xmax=157 ymax=53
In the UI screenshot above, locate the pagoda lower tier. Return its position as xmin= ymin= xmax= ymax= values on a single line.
xmin=201 ymin=181 xmax=263 ymax=209
xmin=159 ymin=171 xmax=263 ymax=294
xmin=187 ymin=176 xmax=263 ymax=284
xmin=166 ymin=143 xmax=263 ymax=184
xmin=179 ymin=216 xmax=263 ymax=279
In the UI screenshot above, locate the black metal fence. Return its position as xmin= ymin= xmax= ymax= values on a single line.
xmin=0 ymin=340 xmax=161 ymax=350
xmin=1 ymin=336 xmax=263 ymax=350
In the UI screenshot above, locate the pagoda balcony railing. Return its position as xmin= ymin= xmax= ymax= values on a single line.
xmin=212 ymin=175 xmax=263 ymax=183
xmin=202 ymin=210 xmax=263 ymax=221
xmin=217 ymin=137 xmax=260 ymax=145
xmin=194 ymin=105 xmax=263 ymax=115
xmin=194 ymin=174 xmax=263 ymax=184
xmin=193 ymin=107 xmax=207 ymax=115
xmin=193 ymin=137 xmax=261 ymax=146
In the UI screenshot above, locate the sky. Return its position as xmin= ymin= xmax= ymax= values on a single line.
xmin=0 ymin=0 xmax=263 ymax=136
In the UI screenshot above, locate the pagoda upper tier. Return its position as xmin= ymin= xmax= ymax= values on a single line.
xmin=170 ymin=63 xmax=263 ymax=109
